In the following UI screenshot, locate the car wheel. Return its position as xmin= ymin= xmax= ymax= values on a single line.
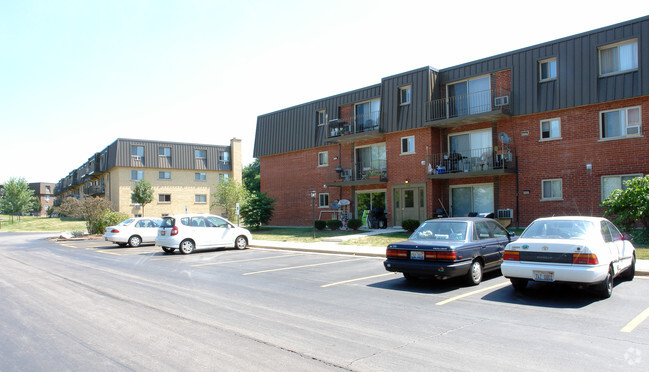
xmin=162 ymin=247 xmax=174 ymax=254
xmin=595 ymin=266 xmax=614 ymax=299
xmin=128 ymin=235 xmax=142 ymax=247
xmin=179 ymin=239 xmax=195 ymax=255
xmin=510 ymin=278 xmax=528 ymax=291
xmin=118 ymin=243 xmax=128 ymax=248
xmin=465 ymin=260 xmax=483 ymax=286
xmin=234 ymin=235 xmax=248 ymax=250
xmin=403 ymin=273 xmax=418 ymax=280
xmin=621 ymin=254 xmax=635 ymax=281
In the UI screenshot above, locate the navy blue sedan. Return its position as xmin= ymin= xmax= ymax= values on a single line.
xmin=384 ymin=218 xmax=516 ymax=285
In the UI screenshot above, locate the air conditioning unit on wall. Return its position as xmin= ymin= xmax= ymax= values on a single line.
xmin=497 ymin=209 xmax=513 ymax=219
xmin=494 ymin=96 xmax=509 ymax=107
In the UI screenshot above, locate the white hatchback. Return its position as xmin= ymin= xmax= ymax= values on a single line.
xmin=155 ymin=214 xmax=252 ymax=254
xmin=103 ymin=217 xmax=163 ymax=247
xmin=502 ymin=216 xmax=635 ymax=298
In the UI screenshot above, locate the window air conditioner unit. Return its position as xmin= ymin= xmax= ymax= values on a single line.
xmin=627 ymin=126 xmax=640 ymax=135
xmin=497 ymin=209 xmax=513 ymax=219
xmin=494 ymin=96 xmax=509 ymax=107
xmin=340 ymin=169 xmax=352 ymax=180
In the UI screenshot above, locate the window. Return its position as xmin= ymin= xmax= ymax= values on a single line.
xmin=355 ymin=99 xmax=380 ymax=130
xmin=219 ymin=173 xmax=229 ymax=183
xmin=45 ymin=186 xmax=51 ymax=193
xmin=195 ymin=149 xmax=207 ymax=159
xmin=447 ymin=76 xmax=490 ymax=116
xmin=399 ymin=86 xmax=411 ymax=105
xmin=318 ymin=151 xmax=328 ymax=166
xmin=158 ymin=171 xmax=171 ymax=180
xmin=401 ymin=136 xmax=415 ymax=154
xmin=130 ymin=170 xmax=143 ymax=181
xmin=540 ymin=118 xmax=561 ymax=140
xmin=599 ymin=40 xmax=638 ymax=76
xmin=601 ymin=174 xmax=642 ymax=201
xmin=158 ymin=194 xmax=171 ymax=203
xmin=539 ymin=58 xmax=557 ymax=81
xmin=219 ymin=151 xmax=230 ymax=162
xmin=541 ymin=179 xmax=562 ymax=200
xmin=317 ymin=110 xmax=326 ymax=126
xmin=600 ymin=106 xmax=641 ymax=139
xmin=159 ymin=147 xmax=171 ymax=157
xmin=195 ymin=194 xmax=207 ymax=203
xmin=319 ymin=193 xmax=329 ymax=208
xmin=45 ymin=195 xmax=50 ymax=202
xmin=195 ymin=172 xmax=206 ymax=181
xmin=131 ymin=145 xmax=144 ymax=158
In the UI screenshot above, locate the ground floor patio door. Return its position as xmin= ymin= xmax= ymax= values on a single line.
xmin=450 ymin=183 xmax=494 ymax=217
xmin=392 ymin=183 xmax=426 ymax=227
xmin=355 ymin=190 xmax=386 ymax=226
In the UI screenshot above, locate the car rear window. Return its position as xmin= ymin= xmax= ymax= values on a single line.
xmin=521 ymin=220 xmax=594 ymax=239
xmin=411 ymin=221 xmax=468 ymax=241
xmin=161 ymin=218 xmax=175 ymax=228
xmin=118 ymin=219 xmax=134 ymax=226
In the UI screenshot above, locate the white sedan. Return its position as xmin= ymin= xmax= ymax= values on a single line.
xmin=156 ymin=214 xmax=252 ymax=254
xmin=103 ymin=217 xmax=163 ymax=247
xmin=502 ymin=216 xmax=635 ymax=298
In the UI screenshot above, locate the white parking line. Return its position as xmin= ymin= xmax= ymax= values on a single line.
xmin=321 ymin=272 xmax=397 ymax=288
xmin=243 ymin=258 xmax=365 ymax=276
xmin=193 ymin=253 xmax=305 ymax=267
xmin=435 ymin=281 xmax=510 ymax=306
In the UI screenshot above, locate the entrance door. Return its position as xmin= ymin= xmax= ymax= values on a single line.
xmin=393 ymin=185 xmax=426 ymax=226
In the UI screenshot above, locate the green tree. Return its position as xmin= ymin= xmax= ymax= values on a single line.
xmin=95 ymin=210 xmax=131 ymax=235
xmin=0 ymin=177 xmax=36 ymax=223
xmin=80 ymin=197 xmax=114 ymax=234
xmin=240 ymin=191 xmax=275 ymax=229
xmin=242 ymin=159 xmax=260 ymax=193
xmin=212 ymin=178 xmax=247 ymax=220
xmin=30 ymin=198 xmax=42 ymax=215
xmin=131 ymin=179 xmax=154 ymax=216
xmin=601 ymin=175 xmax=649 ymax=237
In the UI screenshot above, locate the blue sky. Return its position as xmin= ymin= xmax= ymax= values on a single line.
xmin=1 ymin=0 xmax=646 ymax=184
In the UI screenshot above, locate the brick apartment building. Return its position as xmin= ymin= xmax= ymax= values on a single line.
xmin=28 ymin=182 xmax=55 ymax=216
xmin=253 ymin=16 xmax=649 ymax=228
xmin=54 ymin=138 xmax=242 ymax=218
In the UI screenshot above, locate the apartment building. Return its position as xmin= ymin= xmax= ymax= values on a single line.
xmin=254 ymin=16 xmax=649 ymax=228
xmin=28 ymin=182 xmax=55 ymax=216
xmin=55 ymin=138 xmax=242 ymax=218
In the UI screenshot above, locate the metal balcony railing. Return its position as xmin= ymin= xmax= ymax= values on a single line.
xmin=327 ymin=111 xmax=380 ymax=138
xmin=428 ymin=88 xmax=510 ymax=122
xmin=333 ymin=160 xmax=388 ymax=183
xmin=426 ymin=146 xmax=515 ymax=175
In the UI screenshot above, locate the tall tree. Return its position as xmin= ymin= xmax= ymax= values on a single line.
xmin=131 ymin=179 xmax=154 ymax=216
xmin=602 ymin=175 xmax=649 ymax=238
xmin=212 ymin=178 xmax=247 ymax=220
xmin=242 ymin=159 xmax=260 ymax=193
xmin=240 ymin=191 xmax=275 ymax=229
xmin=0 ymin=177 xmax=36 ymax=223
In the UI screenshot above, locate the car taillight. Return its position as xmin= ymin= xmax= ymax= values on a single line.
xmin=572 ymin=253 xmax=598 ymax=265
xmin=436 ymin=251 xmax=457 ymax=260
xmin=171 ymin=226 xmax=178 ymax=236
xmin=503 ymin=250 xmax=520 ymax=261
xmin=111 ymin=229 xmax=120 ymax=233
xmin=386 ymin=249 xmax=408 ymax=258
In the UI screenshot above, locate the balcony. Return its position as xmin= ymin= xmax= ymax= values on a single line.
xmin=426 ymin=147 xmax=516 ymax=179
xmin=85 ymin=185 xmax=105 ymax=196
xmin=326 ymin=111 xmax=382 ymax=144
xmin=325 ymin=161 xmax=388 ymax=187
xmin=427 ymin=88 xmax=511 ymax=127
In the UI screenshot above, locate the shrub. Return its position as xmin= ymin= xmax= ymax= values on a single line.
xmin=240 ymin=191 xmax=275 ymax=229
xmin=347 ymin=218 xmax=363 ymax=230
xmin=327 ymin=219 xmax=343 ymax=231
xmin=95 ymin=210 xmax=131 ymax=235
xmin=402 ymin=219 xmax=420 ymax=233
xmin=314 ymin=220 xmax=327 ymax=230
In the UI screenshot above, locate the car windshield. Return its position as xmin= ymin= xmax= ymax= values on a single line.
xmin=521 ymin=220 xmax=595 ymax=239
xmin=410 ymin=221 xmax=468 ymax=241
xmin=160 ymin=218 xmax=175 ymax=228
xmin=118 ymin=219 xmax=134 ymax=226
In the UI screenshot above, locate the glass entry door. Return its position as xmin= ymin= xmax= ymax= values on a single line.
xmin=450 ymin=184 xmax=493 ymax=217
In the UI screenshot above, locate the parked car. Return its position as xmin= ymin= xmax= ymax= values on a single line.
xmin=501 ymin=216 xmax=635 ymax=298
xmin=155 ymin=214 xmax=252 ymax=254
xmin=384 ymin=217 xmax=516 ymax=285
xmin=103 ymin=217 xmax=163 ymax=247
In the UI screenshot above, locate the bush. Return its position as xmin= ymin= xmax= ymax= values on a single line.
xmin=347 ymin=218 xmax=363 ymax=230
xmin=327 ymin=219 xmax=343 ymax=231
xmin=95 ymin=210 xmax=131 ymax=235
xmin=240 ymin=191 xmax=275 ymax=229
xmin=402 ymin=219 xmax=420 ymax=233
xmin=314 ymin=220 xmax=327 ymax=230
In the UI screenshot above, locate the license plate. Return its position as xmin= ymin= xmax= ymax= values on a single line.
xmin=160 ymin=231 xmax=165 ymax=236
xmin=533 ymin=270 xmax=554 ymax=282
xmin=411 ymin=251 xmax=424 ymax=260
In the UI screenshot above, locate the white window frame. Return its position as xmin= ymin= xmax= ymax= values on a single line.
xmin=159 ymin=147 xmax=171 ymax=157
xmin=131 ymin=145 xmax=144 ymax=157
xmin=319 ymin=193 xmax=329 ymax=208
xmin=195 ymin=194 xmax=207 ymax=204
xmin=219 ymin=173 xmax=229 ymax=183
xmin=400 ymin=136 xmax=415 ymax=154
xmin=219 ymin=151 xmax=230 ymax=162
xmin=601 ymin=174 xmax=643 ymax=201
xmin=538 ymin=58 xmax=557 ymax=82
xmin=399 ymin=85 xmax=411 ymax=105
xmin=317 ymin=110 xmax=326 ymax=126
xmin=158 ymin=194 xmax=171 ymax=203
xmin=130 ymin=170 xmax=143 ymax=181
xmin=598 ymin=39 xmax=638 ymax=77
xmin=539 ymin=118 xmax=561 ymax=141
xmin=158 ymin=171 xmax=171 ymax=180
xmin=541 ymin=179 xmax=563 ymax=201
xmin=195 ymin=149 xmax=207 ymax=160
xmin=599 ymin=106 xmax=642 ymax=140
xmin=195 ymin=172 xmax=206 ymax=181
xmin=318 ymin=151 xmax=328 ymax=167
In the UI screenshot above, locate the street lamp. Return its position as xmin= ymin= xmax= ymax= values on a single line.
xmin=310 ymin=190 xmax=317 ymax=239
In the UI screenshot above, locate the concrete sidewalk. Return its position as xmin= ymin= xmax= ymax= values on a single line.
xmin=249 ymin=228 xmax=649 ymax=276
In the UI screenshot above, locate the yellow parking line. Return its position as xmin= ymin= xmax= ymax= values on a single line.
xmin=98 ymin=250 xmax=122 ymax=256
xmin=321 ymin=272 xmax=397 ymax=288
xmin=436 ymin=281 xmax=510 ymax=306
xmin=621 ymin=306 xmax=649 ymax=333
xmin=193 ymin=253 xmax=305 ymax=267
xmin=243 ymin=258 xmax=365 ymax=276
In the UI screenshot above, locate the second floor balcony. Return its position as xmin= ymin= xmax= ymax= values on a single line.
xmin=427 ymin=88 xmax=511 ymax=127
xmin=426 ymin=146 xmax=516 ymax=179
xmin=326 ymin=160 xmax=388 ymax=186
xmin=326 ymin=110 xmax=382 ymax=143
xmin=84 ymin=185 xmax=106 ymax=196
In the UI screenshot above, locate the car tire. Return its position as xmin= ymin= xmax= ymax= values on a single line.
xmin=128 ymin=235 xmax=142 ymax=247
xmin=403 ymin=273 xmax=418 ymax=280
xmin=179 ymin=239 xmax=195 ymax=255
xmin=465 ymin=260 xmax=483 ymax=286
xmin=118 ymin=243 xmax=128 ymax=248
xmin=621 ymin=254 xmax=635 ymax=281
xmin=595 ymin=266 xmax=614 ymax=299
xmin=510 ymin=278 xmax=528 ymax=291
xmin=234 ymin=235 xmax=248 ymax=250
xmin=162 ymin=247 xmax=174 ymax=254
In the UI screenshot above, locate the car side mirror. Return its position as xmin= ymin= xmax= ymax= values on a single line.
xmin=508 ymin=231 xmax=516 ymax=240
xmin=622 ymin=233 xmax=633 ymax=241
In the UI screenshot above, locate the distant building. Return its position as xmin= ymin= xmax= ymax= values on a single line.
xmin=54 ymin=138 xmax=242 ymax=218
xmin=28 ymin=182 xmax=55 ymax=216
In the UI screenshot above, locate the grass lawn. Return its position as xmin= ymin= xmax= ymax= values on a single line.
xmin=0 ymin=215 xmax=87 ymax=233
xmin=250 ymin=227 xmax=359 ymax=243
xmin=340 ymin=231 xmax=411 ymax=247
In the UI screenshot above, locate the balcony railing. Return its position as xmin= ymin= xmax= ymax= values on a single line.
xmin=330 ymin=160 xmax=388 ymax=184
xmin=84 ymin=185 xmax=105 ymax=196
xmin=427 ymin=88 xmax=510 ymax=122
xmin=326 ymin=111 xmax=380 ymax=139
xmin=426 ymin=146 xmax=516 ymax=177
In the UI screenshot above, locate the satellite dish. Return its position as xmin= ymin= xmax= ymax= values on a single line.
xmin=338 ymin=199 xmax=350 ymax=206
xmin=498 ymin=132 xmax=511 ymax=145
